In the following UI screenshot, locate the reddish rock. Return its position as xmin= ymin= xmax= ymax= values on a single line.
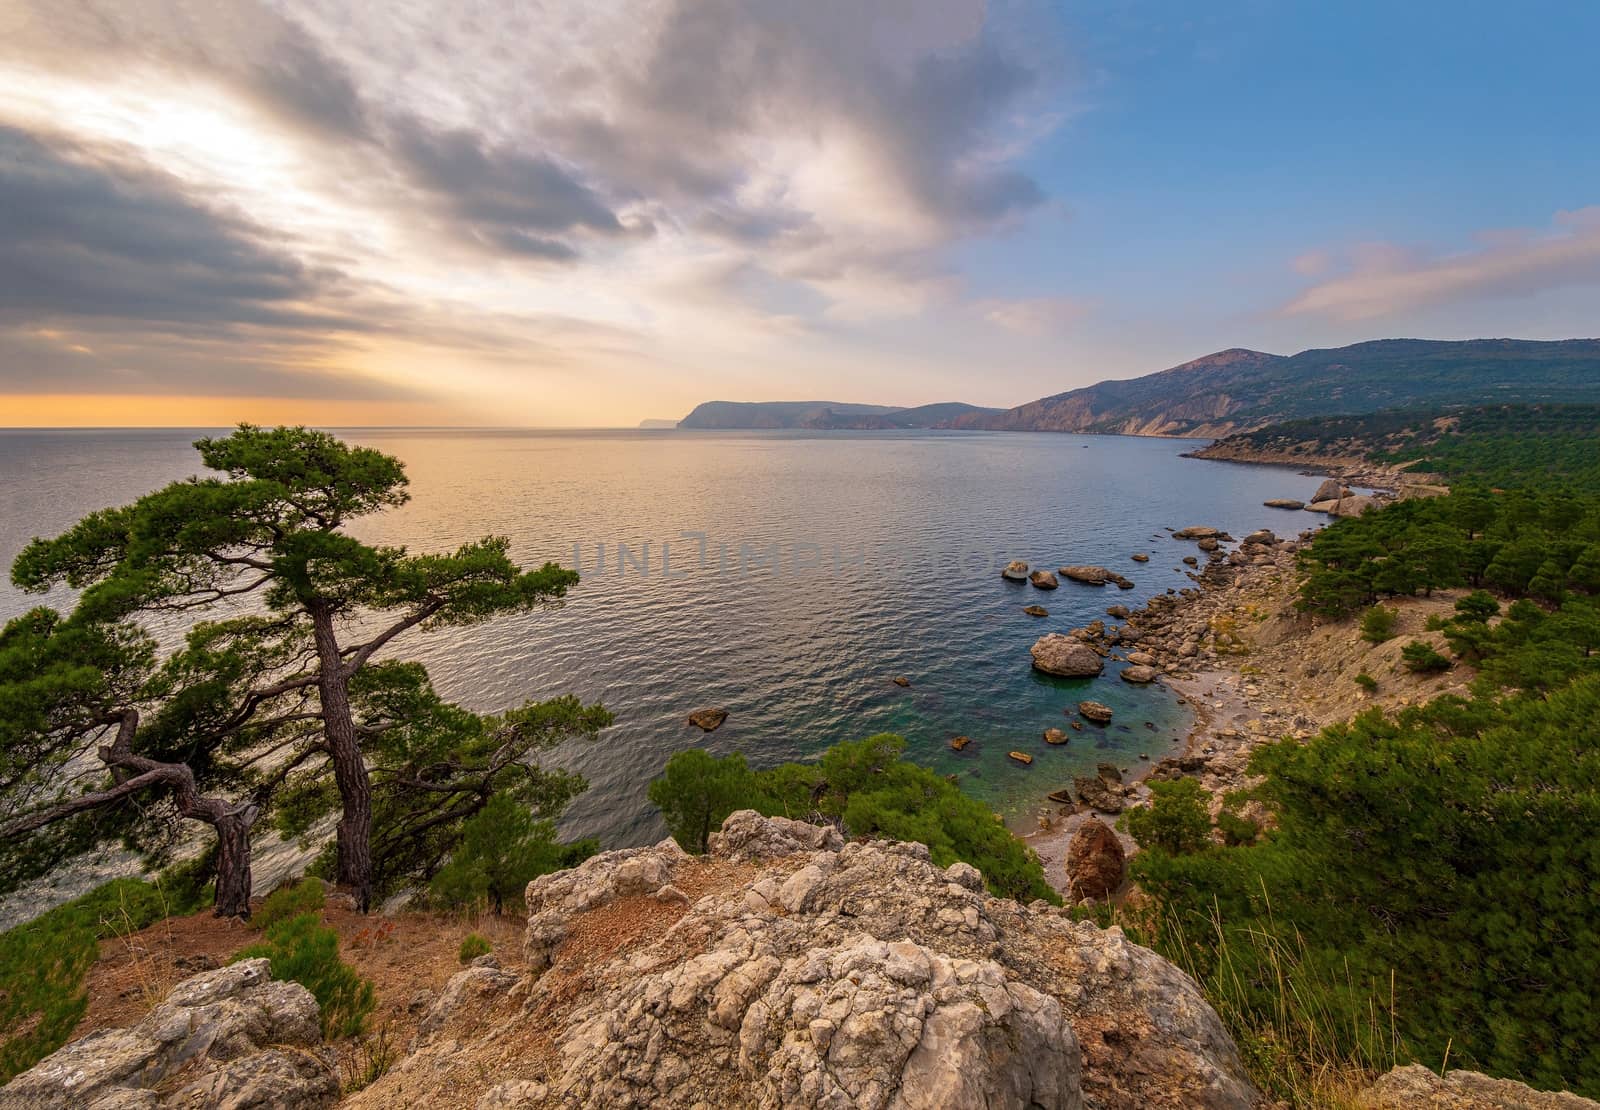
xmin=1066 ymin=818 xmax=1126 ymax=901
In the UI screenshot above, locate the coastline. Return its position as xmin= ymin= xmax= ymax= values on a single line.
xmin=1024 ymin=463 xmax=1472 ymax=898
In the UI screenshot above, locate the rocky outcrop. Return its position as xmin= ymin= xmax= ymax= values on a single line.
xmin=1355 ymin=1065 xmax=1599 ymax=1109
xmin=341 ymin=813 xmax=1261 ymax=1109
xmin=1065 ymin=819 xmax=1126 ymax=901
xmin=0 ymin=959 xmax=336 ymax=1110
xmin=688 ymin=707 xmax=729 ymax=731
xmin=1031 ymin=634 xmax=1106 ymax=678
xmin=1330 ymin=494 xmax=1377 ymax=517
xmin=1311 ymin=478 xmax=1344 ymax=503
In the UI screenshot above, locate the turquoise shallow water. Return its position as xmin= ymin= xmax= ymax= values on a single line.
xmin=0 ymin=428 xmax=1310 ymax=847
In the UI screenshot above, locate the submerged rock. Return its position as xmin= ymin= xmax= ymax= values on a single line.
xmin=1043 ymin=727 xmax=1069 ymax=745
xmin=1077 ymin=701 xmax=1114 ymax=723
xmin=688 ymin=707 xmax=730 ymax=731
xmin=1024 ymin=605 xmax=1050 ymax=617
xmin=951 ymin=735 xmax=972 ymax=751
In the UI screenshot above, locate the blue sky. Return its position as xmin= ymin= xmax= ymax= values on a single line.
xmin=1 ymin=0 xmax=1596 ymax=425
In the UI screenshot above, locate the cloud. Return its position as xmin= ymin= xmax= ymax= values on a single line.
xmin=977 ymin=295 xmax=1093 ymax=335
xmin=1283 ymin=207 xmax=1600 ymax=321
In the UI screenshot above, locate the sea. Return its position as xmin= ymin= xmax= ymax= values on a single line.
xmin=0 ymin=427 xmax=1312 ymax=852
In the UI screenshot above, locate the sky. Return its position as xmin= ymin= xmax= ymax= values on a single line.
xmin=2 ymin=0 xmax=1598 ymax=428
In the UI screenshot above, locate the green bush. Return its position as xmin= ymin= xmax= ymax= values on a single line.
xmin=457 ymin=934 xmax=492 ymax=964
xmin=235 ymin=913 xmax=375 ymax=1039
xmin=651 ymin=736 xmax=1058 ymax=905
xmin=648 ymin=749 xmax=759 ymax=854
xmin=255 ymin=880 xmax=326 ymax=930
xmin=1131 ymin=678 xmax=1600 ymax=1098
xmin=429 ymin=794 xmax=596 ymax=914
xmin=0 ymin=877 xmax=203 ymax=1082
xmin=1123 ymin=778 xmax=1213 ymax=855
xmin=1353 ymin=671 xmax=1378 ymax=692
xmin=1400 ymin=640 xmax=1452 ymax=673
xmin=1360 ymin=605 xmax=1399 ymax=643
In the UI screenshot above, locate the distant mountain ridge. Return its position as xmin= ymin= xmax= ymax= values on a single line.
xmin=677 ymin=400 xmax=1002 ymax=430
xmin=952 ymin=338 xmax=1600 ymax=438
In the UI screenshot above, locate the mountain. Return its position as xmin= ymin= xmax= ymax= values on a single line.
xmin=677 ymin=400 xmax=1001 ymax=430
xmin=953 ymin=338 xmax=1600 ymax=438
xmin=637 ymin=418 xmax=679 ymax=429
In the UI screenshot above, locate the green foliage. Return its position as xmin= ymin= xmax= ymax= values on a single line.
xmin=1455 ymin=590 xmax=1500 ymax=623
xmin=1353 ymin=671 xmax=1378 ymax=692
xmin=255 ymin=880 xmax=326 ymax=930
xmin=1296 ymin=481 xmax=1600 ymax=621
xmin=1123 ymin=778 xmax=1213 ymax=855
xmin=649 ymin=749 xmax=760 ymax=854
xmin=235 ymin=913 xmax=375 ymax=1039
xmin=457 ymin=934 xmax=492 ymax=964
xmin=428 ymin=795 xmax=597 ymax=914
xmin=0 ymin=878 xmax=203 ymax=1082
xmin=649 ymin=736 xmax=1057 ymax=905
xmin=1399 ymin=640 xmax=1451 ymax=673
xmin=1130 ymin=678 xmax=1600 ymax=1098
xmin=1359 ymin=605 xmax=1399 ymax=643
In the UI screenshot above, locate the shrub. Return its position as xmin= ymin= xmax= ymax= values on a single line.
xmin=1123 ymin=778 xmax=1213 ymax=855
xmin=649 ymin=749 xmax=759 ymax=854
xmin=255 ymin=880 xmax=326 ymax=929
xmin=0 ymin=877 xmax=202 ymax=1082
xmin=650 ymin=736 xmax=1058 ymax=905
xmin=1454 ymin=591 xmax=1500 ymax=623
xmin=1360 ymin=605 xmax=1399 ymax=643
xmin=457 ymin=934 xmax=491 ymax=964
xmin=429 ymin=794 xmax=597 ymax=914
xmin=1353 ymin=671 xmax=1378 ymax=692
xmin=1400 ymin=641 xmax=1452 ymax=673
xmin=235 ymin=913 xmax=375 ymax=1039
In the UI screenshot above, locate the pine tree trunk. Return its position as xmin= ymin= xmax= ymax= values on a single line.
xmin=212 ymin=804 xmax=260 ymax=919
xmin=311 ymin=604 xmax=375 ymax=911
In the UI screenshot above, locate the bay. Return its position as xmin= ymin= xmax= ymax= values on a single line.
xmin=0 ymin=427 xmax=1310 ymax=847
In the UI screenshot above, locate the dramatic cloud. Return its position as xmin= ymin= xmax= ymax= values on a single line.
xmin=1283 ymin=208 xmax=1600 ymax=321
xmin=0 ymin=0 xmax=1071 ymax=420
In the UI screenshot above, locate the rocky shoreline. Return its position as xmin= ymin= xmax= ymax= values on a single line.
xmin=1024 ymin=466 xmax=1469 ymax=903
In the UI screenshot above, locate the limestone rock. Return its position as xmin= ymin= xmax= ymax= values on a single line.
xmin=1043 ymin=727 xmax=1069 ymax=745
xmin=1311 ymin=478 xmax=1343 ymax=502
xmin=1065 ymin=818 xmax=1126 ymax=901
xmin=1030 ymin=634 xmax=1105 ymax=677
xmin=1263 ymin=498 xmax=1304 ymax=509
xmin=1073 ymin=775 xmax=1124 ymax=814
xmin=1003 ymin=559 xmax=1030 ymax=581
xmin=1030 ymin=569 xmax=1060 ymax=589
xmin=1059 ymin=565 xmax=1112 ymax=585
xmin=1120 ymin=665 xmax=1159 ymax=683
xmin=1331 ymin=494 xmax=1377 ymax=517
xmin=1171 ymin=526 xmax=1221 ymax=540
xmin=0 ymin=960 xmax=336 ymax=1110
xmin=1077 ymin=701 xmax=1114 ymax=723
xmin=1024 ymin=605 xmax=1049 ymax=617
xmin=1355 ymin=1064 xmax=1599 ymax=1109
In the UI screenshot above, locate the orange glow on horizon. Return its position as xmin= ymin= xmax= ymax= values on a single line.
xmin=0 ymin=394 xmax=481 ymax=429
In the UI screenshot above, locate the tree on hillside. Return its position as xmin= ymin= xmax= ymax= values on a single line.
xmin=0 ymin=610 xmax=279 ymax=916
xmin=10 ymin=425 xmax=599 ymax=911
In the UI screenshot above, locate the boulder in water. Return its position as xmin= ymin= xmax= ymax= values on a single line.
xmin=1002 ymin=559 xmax=1030 ymax=581
xmin=1030 ymin=634 xmax=1105 ymax=677
xmin=1059 ymin=565 xmax=1112 ymax=585
xmin=1029 ymin=569 xmax=1060 ymax=589
xmin=1077 ymin=701 xmax=1114 ymax=723
xmin=1120 ymin=665 xmax=1159 ymax=684
xmin=687 ymin=707 xmax=729 ymax=731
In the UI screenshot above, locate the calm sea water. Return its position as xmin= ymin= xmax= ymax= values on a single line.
xmin=0 ymin=428 xmax=1309 ymax=847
